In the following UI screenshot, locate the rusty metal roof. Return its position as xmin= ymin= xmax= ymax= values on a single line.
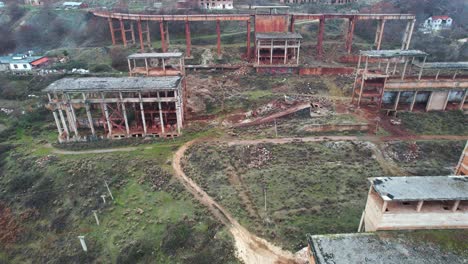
xmin=43 ymin=77 xmax=182 ymax=93
xmin=369 ymin=176 xmax=468 ymax=201
xmin=255 ymin=32 xmax=302 ymax=39
xmin=360 ymin=50 xmax=427 ymax=58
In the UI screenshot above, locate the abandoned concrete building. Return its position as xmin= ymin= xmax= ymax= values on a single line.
xmin=352 ymin=50 xmax=468 ymax=111
xmin=306 ymin=232 xmax=467 ymax=264
xmin=360 ymin=176 xmax=468 ymax=232
xmin=456 ymin=141 xmax=468 ymax=175
xmin=127 ymin=52 xmax=185 ymax=77
xmin=44 ymin=76 xmax=185 ymax=142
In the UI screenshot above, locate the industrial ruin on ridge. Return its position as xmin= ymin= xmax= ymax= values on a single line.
xmin=307 ymin=143 xmax=468 ymax=264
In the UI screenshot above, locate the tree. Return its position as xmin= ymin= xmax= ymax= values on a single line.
xmin=0 ymin=27 xmax=16 ymax=54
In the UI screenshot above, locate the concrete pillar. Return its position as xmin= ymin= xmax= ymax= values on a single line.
xmin=185 ymin=20 xmax=191 ymax=57
xmin=351 ymin=54 xmax=362 ymax=104
xmin=394 ymin=91 xmax=401 ymax=111
xmin=402 ymin=19 xmax=415 ymax=50
xmin=443 ymin=90 xmax=451 ymax=111
xmin=216 ymin=20 xmax=221 ymax=59
xmin=426 ymin=91 xmax=434 ymax=112
xmin=246 ymin=20 xmax=251 ymax=60
xmin=374 ymin=19 xmax=385 ymax=50
xmin=58 ymin=108 xmax=69 ymax=139
xmin=270 ymin=39 xmax=273 ymax=64
xmin=130 ymin=22 xmax=135 ymax=44
xmin=157 ymin=92 xmax=165 ymax=135
xmin=416 ymin=200 xmax=424 ymax=212
xmin=160 ymin=21 xmax=167 ymax=52
xmin=452 ymin=200 xmax=461 ymax=212
xmin=102 ymin=103 xmax=112 ymax=137
xmin=52 ymin=111 xmax=63 ymax=135
xmin=418 ymin=56 xmax=427 ymax=80
xmin=410 ymin=91 xmax=418 ymax=112
xmin=401 ymin=58 xmax=409 ymax=80
xmin=284 ymin=40 xmax=288 ymax=64
xmin=138 ymin=92 xmax=147 ymax=136
xmin=175 ymin=90 xmax=182 ymax=134
xmin=317 ymin=17 xmax=325 ymax=58
xmin=108 ymin=18 xmax=116 ymax=45
xmin=137 ymin=20 xmax=144 ymax=52
xmin=120 ymin=19 xmax=127 ymax=47
xmin=346 ymin=17 xmax=356 ymax=54
xmin=119 ymin=92 xmax=130 ymax=137
xmin=460 ymin=90 xmax=467 ymax=110
xmin=405 ymin=19 xmax=416 ymax=50
xmin=82 ymin=93 xmax=95 ymax=136
xmin=146 ymin=21 xmax=151 ymax=48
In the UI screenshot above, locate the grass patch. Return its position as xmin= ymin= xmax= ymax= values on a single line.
xmin=399 ymin=111 xmax=468 ymax=135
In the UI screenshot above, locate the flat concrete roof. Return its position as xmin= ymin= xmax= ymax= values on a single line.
xmin=127 ymin=52 xmax=183 ymax=59
xmin=256 ymin=32 xmax=302 ymax=40
xmin=43 ymin=77 xmax=182 ymax=93
xmin=309 ymin=232 xmax=467 ymax=264
xmin=369 ymin=176 xmax=468 ymax=201
xmin=413 ymin=62 xmax=468 ymax=70
xmin=360 ymin=49 xmax=428 ymax=58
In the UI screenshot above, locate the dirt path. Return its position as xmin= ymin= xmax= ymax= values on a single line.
xmin=172 ymin=139 xmax=300 ymax=264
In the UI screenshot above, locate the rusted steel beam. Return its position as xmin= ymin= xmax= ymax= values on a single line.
xmin=108 ymin=17 xmax=116 ymax=45
xmin=160 ymin=21 xmax=166 ymax=52
xmin=345 ymin=17 xmax=356 ymax=53
xmin=246 ymin=20 xmax=251 ymax=60
xmin=137 ymin=20 xmax=144 ymax=51
xmin=185 ymin=20 xmax=191 ymax=58
xmin=93 ymin=11 xmax=251 ymax=21
xmin=119 ymin=19 xmax=127 ymax=47
xmin=216 ymin=20 xmax=221 ymax=58
xmin=316 ymin=17 xmax=325 ymax=58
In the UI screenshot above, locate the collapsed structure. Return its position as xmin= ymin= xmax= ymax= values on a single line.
xmin=352 ymin=50 xmax=468 ymax=111
xmin=360 ymin=176 xmax=468 ymax=232
xmin=307 ymin=232 xmax=466 ymax=264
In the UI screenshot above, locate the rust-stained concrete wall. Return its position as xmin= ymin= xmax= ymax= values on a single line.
xmin=427 ymin=91 xmax=449 ymax=111
xmin=299 ymin=67 xmax=354 ymax=75
xmin=255 ymin=15 xmax=288 ymax=33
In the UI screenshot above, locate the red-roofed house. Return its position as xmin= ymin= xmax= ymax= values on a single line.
xmin=423 ymin=15 xmax=453 ymax=31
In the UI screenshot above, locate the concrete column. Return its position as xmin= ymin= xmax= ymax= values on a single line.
xmin=426 ymin=91 xmax=434 ymax=112
xmin=58 ymin=108 xmax=69 ymax=138
xmin=175 ymin=91 xmax=182 ymax=134
xmin=418 ymin=56 xmax=427 ymax=80
xmin=119 ymin=92 xmax=130 ymax=136
xmin=410 ymin=91 xmax=418 ymax=112
xmin=443 ymin=90 xmax=451 ymax=111
xmin=130 ymin=22 xmax=135 ymax=44
xmin=120 ymin=19 xmax=127 ymax=47
xmin=185 ymin=20 xmax=191 ymax=57
xmin=160 ymin=21 xmax=167 ymax=52
xmin=405 ymin=19 xmax=416 ymax=50
xmin=270 ymin=39 xmax=273 ymax=64
xmin=416 ymin=200 xmax=424 ymax=212
xmin=127 ymin=59 xmax=132 ymax=76
xmin=138 ymin=92 xmax=147 ymax=136
xmin=83 ymin=93 xmax=95 ymax=136
xmin=246 ymin=20 xmax=251 ymax=60
xmin=108 ymin=18 xmax=116 ymax=45
xmin=102 ymin=103 xmax=112 ymax=137
xmin=216 ymin=20 xmax=221 ymax=59
xmin=374 ymin=19 xmax=386 ymax=50
xmin=284 ymin=40 xmax=288 ymax=64
xmin=394 ymin=91 xmax=401 ymax=111
xmin=452 ymin=200 xmax=461 ymax=212
xmin=52 ymin=111 xmax=63 ymax=135
xmin=317 ymin=17 xmax=325 ymax=58
xmin=146 ymin=21 xmax=151 ymax=48
xmin=460 ymin=90 xmax=467 ymax=110
xmin=346 ymin=17 xmax=356 ymax=54
xmin=401 ymin=20 xmax=411 ymax=50
xmin=137 ymin=20 xmax=144 ymax=52
xmin=351 ymin=54 xmax=362 ymax=103
xmin=144 ymin=58 xmax=149 ymax=75
xmin=401 ymin=58 xmax=409 ymax=80
xmin=157 ymin=92 xmax=165 ymax=134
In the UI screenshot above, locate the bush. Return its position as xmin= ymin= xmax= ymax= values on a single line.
xmin=90 ymin=64 xmax=112 ymax=73
xmin=161 ymin=222 xmax=193 ymax=255
xmin=8 ymin=171 xmax=39 ymax=192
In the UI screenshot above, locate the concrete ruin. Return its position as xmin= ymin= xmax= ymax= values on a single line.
xmin=352 ymin=50 xmax=468 ymax=112
xmin=360 ymin=176 xmax=468 ymax=232
xmin=44 ymin=76 xmax=185 ymax=142
xmin=127 ymin=52 xmax=185 ymax=77
xmin=307 ymin=232 xmax=467 ymax=264
xmin=455 ymin=141 xmax=468 ymax=175
xmin=93 ymin=11 xmax=416 ymax=61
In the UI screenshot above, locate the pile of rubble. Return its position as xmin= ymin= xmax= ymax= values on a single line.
xmin=247 ymin=146 xmax=272 ymax=168
xmin=230 ymin=66 xmax=251 ymax=77
xmin=35 ymin=155 xmax=58 ymax=167
xmin=384 ymin=142 xmax=420 ymax=163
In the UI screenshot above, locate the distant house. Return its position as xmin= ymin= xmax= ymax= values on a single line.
xmin=0 ymin=54 xmax=49 ymax=73
xmin=198 ymin=0 xmax=234 ymax=10
xmin=422 ymin=15 xmax=453 ymax=32
xmin=62 ymin=2 xmax=87 ymax=9
xmin=24 ymin=0 xmax=43 ymax=6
